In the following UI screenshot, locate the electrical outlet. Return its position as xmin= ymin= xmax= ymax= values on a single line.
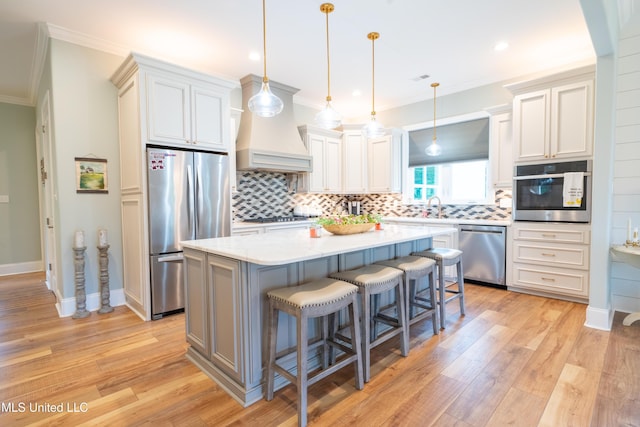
xmin=0 ymin=195 xmax=9 ymax=203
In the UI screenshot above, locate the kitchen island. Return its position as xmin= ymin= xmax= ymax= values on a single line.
xmin=181 ymin=225 xmax=456 ymax=406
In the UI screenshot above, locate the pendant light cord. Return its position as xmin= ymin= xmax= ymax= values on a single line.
xmin=323 ymin=4 xmax=333 ymax=102
xmin=432 ymin=83 xmax=439 ymax=141
xmin=261 ymin=0 xmax=268 ymax=81
xmin=367 ymin=32 xmax=380 ymax=116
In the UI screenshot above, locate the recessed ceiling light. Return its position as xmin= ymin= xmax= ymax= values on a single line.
xmin=494 ymin=41 xmax=509 ymax=51
xmin=248 ymin=51 xmax=260 ymax=61
xmin=352 ymin=89 xmax=362 ymax=97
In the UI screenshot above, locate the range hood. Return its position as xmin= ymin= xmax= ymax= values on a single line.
xmin=236 ymin=74 xmax=312 ymax=172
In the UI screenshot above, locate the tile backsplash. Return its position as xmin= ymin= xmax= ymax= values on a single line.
xmin=233 ymin=171 xmax=512 ymax=221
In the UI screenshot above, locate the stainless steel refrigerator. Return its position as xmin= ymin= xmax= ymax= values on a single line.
xmin=147 ymin=147 xmax=230 ymax=319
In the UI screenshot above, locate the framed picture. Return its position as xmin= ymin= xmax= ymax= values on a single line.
xmin=75 ymin=157 xmax=108 ymax=193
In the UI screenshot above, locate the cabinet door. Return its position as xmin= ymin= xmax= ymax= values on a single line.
xmin=184 ymin=248 xmax=209 ymax=357
xmin=147 ymin=74 xmax=190 ymax=145
xmin=208 ymin=255 xmax=244 ymax=382
xmin=368 ymin=136 xmax=393 ymax=192
xmin=324 ymin=136 xmax=342 ymax=192
xmin=490 ymin=112 xmax=513 ymax=188
xmin=550 ymin=80 xmax=593 ymax=159
xmin=342 ymin=130 xmax=367 ymax=193
xmin=513 ymin=89 xmax=549 ymax=162
xmin=307 ymin=134 xmax=326 ymax=192
xmin=191 ymin=84 xmax=226 ymax=151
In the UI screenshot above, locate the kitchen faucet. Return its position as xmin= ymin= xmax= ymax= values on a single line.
xmin=427 ymin=196 xmax=443 ymax=219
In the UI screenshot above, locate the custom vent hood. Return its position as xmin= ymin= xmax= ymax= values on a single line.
xmin=236 ymin=74 xmax=312 ymax=172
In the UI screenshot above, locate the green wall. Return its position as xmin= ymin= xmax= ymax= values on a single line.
xmin=0 ymin=102 xmax=41 ymax=269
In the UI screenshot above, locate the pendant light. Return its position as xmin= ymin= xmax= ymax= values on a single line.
xmin=425 ymin=82 xmax=443 ymax=156
xmin=315 ymin=3 xmax=341 ymax=129
xmin=248 ymin=0 xmax=283 ymax=117
xmin=363 ymin=31 xmax=385 ymax=138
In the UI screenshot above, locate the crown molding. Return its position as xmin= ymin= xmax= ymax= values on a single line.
xmin=45 ymin=23 xmax=130 ymax=57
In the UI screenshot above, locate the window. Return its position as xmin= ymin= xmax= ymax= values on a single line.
xmin=408 ymin=160 xmax=491 ymax=205
xmin=403 ymin=112 xmax=494 ymax=206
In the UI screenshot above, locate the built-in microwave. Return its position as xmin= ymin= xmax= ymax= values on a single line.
xmin=513 ymin=160 xmax=592 ymax=223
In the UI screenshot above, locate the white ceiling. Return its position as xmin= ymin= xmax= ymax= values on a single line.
xmin=0 ymin=0 xmax=595 ymax=118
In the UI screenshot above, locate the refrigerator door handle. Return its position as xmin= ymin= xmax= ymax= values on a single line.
xmin=186 ymin=164 xmax=195 ymax=238
xmin=157 ymin=254 xmax=184 ymax=263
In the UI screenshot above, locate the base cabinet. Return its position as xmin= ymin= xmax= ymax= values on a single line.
xmin=510 ymin=222 xmax=590 ymax=301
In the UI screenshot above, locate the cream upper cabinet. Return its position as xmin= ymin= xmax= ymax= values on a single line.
xmin=368 ymin=130 xmax=401 ymax=193
xmin=508 ymin=66 xmax=594 ymax=163
xmin=147 ymin=71 xmax=230 ymax=152
xmin=487 ymin=106 xmax=513 ymax=188
xmin=342 ymin=126 xmax=368 ymax=194
xmin=299 ymin=125 xmax=343 ymax=193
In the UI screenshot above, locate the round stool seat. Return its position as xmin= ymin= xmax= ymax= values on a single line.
xmin=330 ymin=264 xmax=403 ymax=291
xmin=414 ymin=247 xmax=462 ymax=263
xmin=375 ymin=255 xmax=436 ymax=276
xmin=267 ymin=278 xmax=358 ymax=310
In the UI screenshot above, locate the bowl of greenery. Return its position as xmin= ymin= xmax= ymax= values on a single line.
xmin=315 ymin=214 xmax=381 ymax=235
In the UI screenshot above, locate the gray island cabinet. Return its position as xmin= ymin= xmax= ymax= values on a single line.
xmin=181 ymin=225 xmax=455 ymax=406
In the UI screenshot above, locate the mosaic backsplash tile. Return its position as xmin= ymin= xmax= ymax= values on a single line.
xmin=233 ymin=171 xmax=512 ymax=221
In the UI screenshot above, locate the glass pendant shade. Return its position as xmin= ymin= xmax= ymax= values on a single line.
xmin=315 ymin=98 xmax=341 ymax=129
xmin=248 ymin=79 xmax=283 ymax=118
xmin=248 ymin=0 xmax=283 ymax=118
xmin=363 ymin=114 xmax=385 ymax=138
xmin=425 ymin=139 xmax=443 ymax=156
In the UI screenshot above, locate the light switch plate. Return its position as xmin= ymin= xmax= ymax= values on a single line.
xmin=0 ymin=195 xmax=9 ymax=203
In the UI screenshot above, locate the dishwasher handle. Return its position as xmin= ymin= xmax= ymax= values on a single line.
xmin=457 ymin=225 xmax=506 ymax=234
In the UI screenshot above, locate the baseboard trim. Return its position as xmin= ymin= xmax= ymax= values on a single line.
xmin=0 ymin=261 xmax=43 ymax=276
xmin=55 ymin=288 xmax=126 ymax=317
xmin=585 ymin=304 xmax=614 ymax=331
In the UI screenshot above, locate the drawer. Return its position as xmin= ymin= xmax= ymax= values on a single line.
xmin=512 ymin=263 xmax=589 ymax=297
xmin=513 ymin=241 xmax=589 ymax=269
xmin=512 ymin=224 xmax=590 ymax=244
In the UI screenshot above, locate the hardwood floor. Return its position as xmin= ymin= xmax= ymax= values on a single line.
xmin=1 ymin=272 xmax=639 ymax=426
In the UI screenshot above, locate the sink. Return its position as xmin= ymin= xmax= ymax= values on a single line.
xmin=610 ymin=245 xmax=640 ymax=269
xmin=610 ymin=245 xmax=640 ymax=326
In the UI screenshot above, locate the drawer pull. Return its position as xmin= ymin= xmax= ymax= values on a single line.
xmin=541 ymin=233 xmax=556 ymax=238
xmin=541 ymin=253 xmax=556 ymax=257
xmin=541 ymin=277 xmax=556 ymax=282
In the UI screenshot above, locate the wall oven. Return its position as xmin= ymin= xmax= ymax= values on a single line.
xmin=513 ymin=160 xmax=592 ymax=223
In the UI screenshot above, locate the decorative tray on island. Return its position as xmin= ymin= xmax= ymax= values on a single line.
xmin=316 ymin=214 xmax=380 ymax=235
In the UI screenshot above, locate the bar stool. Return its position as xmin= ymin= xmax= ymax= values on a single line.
xmin=374 ymin=256 xmax=439 ymax=336
xmin=329 ymin=264 xmax=408 ymax=382
xmin=265 ymin=278 xmax=364 ymax=427
xmin=412 ymin=247 xmax=465 ymax=329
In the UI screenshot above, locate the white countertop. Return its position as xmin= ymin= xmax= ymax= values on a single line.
xmin=182 ymin=224 xmax=456 ymax=266
xmin=383 ymin=216 xmax=512 ymax=227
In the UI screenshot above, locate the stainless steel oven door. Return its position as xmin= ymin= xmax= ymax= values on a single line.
xmin=513 ymin=172 xmax=591 ymax=222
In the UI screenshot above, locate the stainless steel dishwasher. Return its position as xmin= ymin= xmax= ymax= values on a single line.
xmin=457 ymin=224 xmax=506 ymax=287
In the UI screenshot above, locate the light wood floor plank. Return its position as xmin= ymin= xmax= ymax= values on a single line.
xmin=538 ymin=363 xmax=601 ymax=427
